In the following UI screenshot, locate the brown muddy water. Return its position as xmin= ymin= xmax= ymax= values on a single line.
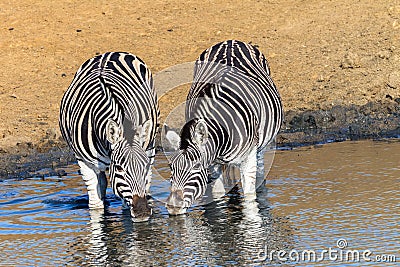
xmin=0 ymin=140 xmax=398 ymax=266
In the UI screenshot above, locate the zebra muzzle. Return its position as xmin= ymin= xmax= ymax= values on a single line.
xmin=166 ymin=189 xmax=188 ymax=215
xmin=130 ymin=195 xmax=152 ymax=222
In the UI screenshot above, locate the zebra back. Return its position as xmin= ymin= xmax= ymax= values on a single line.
xmin=186 ymin=40 xmax=283 ymax=159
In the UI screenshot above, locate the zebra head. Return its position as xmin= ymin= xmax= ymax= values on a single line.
xmin=166 ymin=119 xmax=210 ymax=215
xmin=106 ymin=118 xmax=152 ymax=221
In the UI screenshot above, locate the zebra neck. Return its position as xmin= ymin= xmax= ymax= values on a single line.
xmin=200 ymin=140 xmax=218 ymax=167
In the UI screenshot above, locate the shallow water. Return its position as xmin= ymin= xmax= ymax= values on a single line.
xmin=0 ymin=140 xmax=398 ymax=266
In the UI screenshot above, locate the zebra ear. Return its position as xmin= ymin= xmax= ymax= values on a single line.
xmin=193 ymin=119 xmax=208 ymax=147
xmin=136 ymin=120 xmax=152 ymax=146
xmin=106 ymin=119 xmax=123 ymax=145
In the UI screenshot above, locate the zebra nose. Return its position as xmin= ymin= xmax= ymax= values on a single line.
xmin=130 ymin=195 xmax=151 ymax=222
xmin=166 ymin=189 xmax=187 ymax=215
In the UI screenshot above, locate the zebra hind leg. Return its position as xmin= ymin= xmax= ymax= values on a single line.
xmin=78 ymin=161 xmax=106 ymax=209
xmin=240 ymin=147 xmax=258 ymax=198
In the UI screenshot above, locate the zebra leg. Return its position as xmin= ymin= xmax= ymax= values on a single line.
xmin=202 ymin=163 xmax=225 ymax=203
xmin=145 ymin=141 xmax=156 ymax=194
xmin=98 ymin=171 xmax=107 ymax=202
xmin=208 ymin=163 xmax=225 ymax=195
xmin=78 ymin=161 xmax=106 ymax=209
xmin=256 ymin=149 xmax=265 ymax=184
xmin=240 ymin=147 xmax=258 ymax=197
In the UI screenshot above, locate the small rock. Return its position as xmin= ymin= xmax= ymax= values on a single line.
xmin=10 ymin=94 xmax=17 ymax=99
xmin=360 ymin=55 xmax=375 ymax=66
xmin=8 ymin=27 xmax=14 ymax=31
xmin=387 ymin=71 xmax=400 ymax=89
xmin=76 ymin=29 xmax=82 ymax=32
xmin=393 ymin=20 xmax=400 ymax=29
xmin=45 ymin=128 xmax=58 ymax=140
xmin=388 ymin=6 xmax=400 ymax=18
xmin=340 ymin=52 xmax=360 ymax=69
xmin=378 ymin=50 xmax=391 ymax=59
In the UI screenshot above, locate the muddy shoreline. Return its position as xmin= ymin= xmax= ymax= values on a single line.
xmin=279 ymin=99 xmax=400 ymax=147
xmin=1 ymin=100 xmax=399 ymax=179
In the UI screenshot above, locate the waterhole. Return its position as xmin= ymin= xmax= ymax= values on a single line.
xmin=0 ymin=140 xmax=398 ymax=266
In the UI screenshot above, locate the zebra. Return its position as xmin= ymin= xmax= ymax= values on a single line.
xmin=166 ymin=40 xmax=283 ymax=215
xmin=59 ymin=52 xmax=159 ymax=221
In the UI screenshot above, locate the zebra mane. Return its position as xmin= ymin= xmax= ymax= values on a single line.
xmin=122 ymin=116 xmax=136 ymax=145
xmin=179 ymin=118 xmax=198 ymax=150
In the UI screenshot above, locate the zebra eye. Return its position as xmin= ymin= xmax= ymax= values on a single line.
xmin=115 ymin=165 xmax=124 ymax=173
xmin=192 ymin=162 xmax=202 ymax=171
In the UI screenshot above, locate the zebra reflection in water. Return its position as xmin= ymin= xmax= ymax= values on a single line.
xmin=69 ymin=183 xmax=294 ymax=266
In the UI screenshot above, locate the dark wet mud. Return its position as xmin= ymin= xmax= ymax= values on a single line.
xmin=279 ymin=99 xmax=400 ymax=147
xmin=0 ymin=145 xmax=74 ymax=179
xmin=1 ymin=100 xmax=399 ymax=178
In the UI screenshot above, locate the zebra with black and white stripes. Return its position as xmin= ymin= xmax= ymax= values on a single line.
xmin=166 ymin=40 xmax=283 ymax=215
xmin=59 ymin=52 xmax=159 ymax=221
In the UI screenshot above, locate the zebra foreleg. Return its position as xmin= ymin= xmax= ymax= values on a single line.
xmin=240 ymin=147 xmax=258 ymax=198
xmin=209 ymin=163 xmax=225 ymax=196
xmin=78 ymin=161 xmax=107 ymax=209
xmin=98 ymin=171 xmax=107 ymax=201
xmin=256 ymin=149 xmax=265 ymax=184
xmin=202 ymin=163 xmax=225 ymax=203
xmin=145 ymin=141 xmax=156 ymax=194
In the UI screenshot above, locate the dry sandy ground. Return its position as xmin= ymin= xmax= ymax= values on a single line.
xmin=1 ymin=0 xmax=400 ymax=155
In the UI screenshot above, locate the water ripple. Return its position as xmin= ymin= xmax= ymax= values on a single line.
xmin=0 ymin=140 xmax=398 ymax=266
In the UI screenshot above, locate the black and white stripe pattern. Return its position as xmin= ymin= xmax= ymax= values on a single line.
xmin=59 ymin=52 xmax=159 ymax=220
xmin=166 ymin=40 xmax=283 ymax=214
